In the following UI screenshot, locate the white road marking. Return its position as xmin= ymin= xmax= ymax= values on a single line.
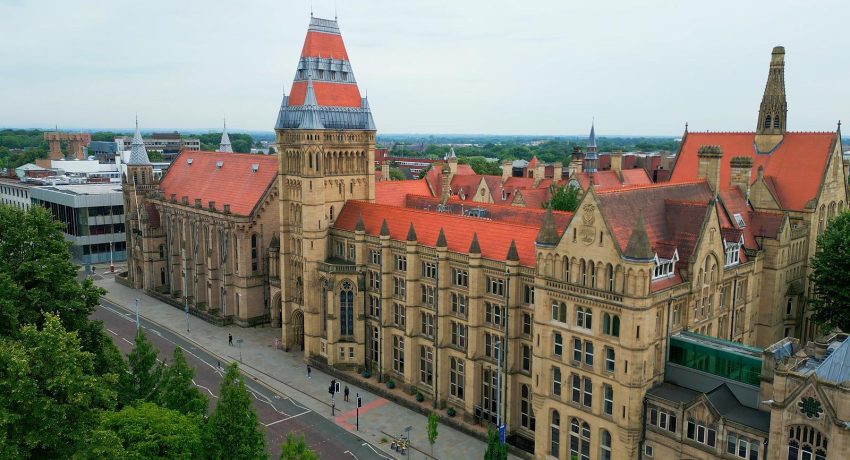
xmin=106 ymin=328 xmax=118 ymax=336
xmin=192 ymin=379 xmax=218 ymax=398
xmin=361 ymin=443 xmax=383 ymax=457
xmin=343 ymin=450 xmax=360 ymax=460
xmin=121 ymin=337 xmax=132 ymax=344
xmin=264 ymin=410 xmax=311 ymax=427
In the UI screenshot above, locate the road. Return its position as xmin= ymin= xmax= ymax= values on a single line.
xmin=93 ymin=299 xmax=390 ymax=460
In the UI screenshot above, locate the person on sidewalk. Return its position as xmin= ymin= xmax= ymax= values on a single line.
xmin=307 ymin=365 xmax=312 ymax=379
xmin=344 ymin=385 xmax=350 ymax=402
xmin=228 ymin=333 xmax=233 ymax=346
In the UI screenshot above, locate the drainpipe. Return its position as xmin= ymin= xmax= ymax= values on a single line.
xmin=729 ymin=274 xmax=739 ymax=341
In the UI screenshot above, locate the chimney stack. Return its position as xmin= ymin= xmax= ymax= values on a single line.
xmin=501 ymin=160 xmax=512 ymax=183
xmin=440 ymin=164 xmax=451 ymax=204
xmin=553 ymin=162 xmax=563 ymax=180
xmin=730 ymin=156 xmax=753 ymax=199
xmin=697 ymin=145 xmax=723 ymax=193
xmin=610 ymin=150 xmax=623 ymax=179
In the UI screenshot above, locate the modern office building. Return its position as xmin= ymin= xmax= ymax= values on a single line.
xmin=30 ymin=183 xmax=126 ymax=265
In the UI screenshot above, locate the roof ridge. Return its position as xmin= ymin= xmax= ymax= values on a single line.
xmin=596 ymin=179 xmax=708 ymax=195
xmin=441 ymin=196 xmax=573 ymax=215
xmin=346 ymin=200 xmax=546 ymax=231
xmin=664 ymin=198 xmax=709 ymax=206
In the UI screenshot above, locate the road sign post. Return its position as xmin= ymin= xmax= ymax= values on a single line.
xmin=356 ymin=393 xmax=362 ymax=431
xmin=135 ymin=298 xmax=140 ymax=332
xmin=404 ymin=426 xmax=412 ymax=460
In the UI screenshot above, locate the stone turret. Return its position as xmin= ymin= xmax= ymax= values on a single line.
xmin=755 ymin=46 xmax=788 ymax=152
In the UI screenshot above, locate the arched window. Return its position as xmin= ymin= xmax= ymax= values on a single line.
xmin=580 ymin=260 xmax=587 ymax=286
xmin=321 ymin=284 xmax=328 ymax=337
xmin=606 ymin=264 xmax=614 ymax=292
xmin=773 ymin=115 xmax=781 ymax=129
xmin=250 ymin=234 xmax=258 ymax=273
xmin=589 ymin=261 xmax=597 ymax=288
xmin=550 ymin=410 xmax=560 ymax=457
xmin=603 ymin=313 xmax=611 ymax=334
xmin=339 ymin=280 xmax=354 ymax=336
xmin=564 ymin=259 xmax=571 ymax=282
xmin=329 ymin=206 xmax=335 ymax=222
xmin=570 ymin=418 xmax=591 ymax=460
xmin=521 ymin=384 xmax=535 ymax=430
xmin=764 ymin=114 xmax=772 ymax=129
xmin=787 ymin=425 xmax=827 ymax=460
xmin=600 ymin=429 xmax=612 ymax=460
xmin=612 ymin=315 xmax=620 ymax=337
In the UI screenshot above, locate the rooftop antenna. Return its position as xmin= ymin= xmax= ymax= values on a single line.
xmin=335 ymin=3 xmax=338 ymax=21
xmin=310 ymin=2 xmax=313 ymax=17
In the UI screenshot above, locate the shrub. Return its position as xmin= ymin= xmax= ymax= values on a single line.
xmin=447 ymin=407 xmax=456 ymax=417
xmin=386 ymin=380 xmax=396 ymax=389
xmin=362 ymin=370 xmax=371 ymax=379
xmin=415 ymin=392 xmax=425 ymax=402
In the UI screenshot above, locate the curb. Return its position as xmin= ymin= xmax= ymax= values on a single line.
xmin=101 ymin=296 xmax=398 ymax=460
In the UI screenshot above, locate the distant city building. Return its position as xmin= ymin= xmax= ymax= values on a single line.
xmin=0 ymin=178 xmax=35 ymax=210
xmin=87 ymin=140 xmax=121 ymax=163
xmin=116 ymin=131 xmax=200 ymax=162
xmin=30 ymin=183 xmax=126 ymax=265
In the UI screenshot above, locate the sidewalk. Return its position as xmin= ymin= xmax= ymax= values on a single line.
xmin=95 ymin=276 xmax=518 ymax=460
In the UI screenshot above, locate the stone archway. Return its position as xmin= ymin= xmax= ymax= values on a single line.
xmin=270 ymin=293 xmax=282 ymax=327
xmin=291 ymin=309 xmax=304 ymax=351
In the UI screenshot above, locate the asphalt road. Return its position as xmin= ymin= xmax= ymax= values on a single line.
xmin=93 ymin=299 xmax=390 ymax=460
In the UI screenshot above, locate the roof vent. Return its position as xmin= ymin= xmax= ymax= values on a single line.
xmin=251 ymin=163 xmax=259 ymax=173
xmin=186 ymin=158 xmax=193 ymax=165
xmin=215 ymin=160 xmax=224 ymax=169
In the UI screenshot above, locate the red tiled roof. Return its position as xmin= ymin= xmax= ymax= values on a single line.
xmin=515 ymin=188 xmax=550 ymax=208
xmin=375 ymin=179 xmax=432 ymax=207
xmin=503 ymin=176 xmax=537 ymax=189
xmin=621 ymin=169 xmax=653 ymax=186
xmin=289 ymin=80 xmax=362 ymax=108
xmin=670 ymin=132 xmax=836 ymax=211
xmin=335 ymin=201 xmax=540 ymax=266
xmin=301 ymin=30 xmax=349 ymax=60
xmin=404 ymin=195 xmax=573 ymax=229
xmin=527 ymin=156 xmax=539 ymax=168
xmin=749 ymin=211 xmax=785 ymax=238
xmin=576 ymin=169 xmax=652 ymax=191
xmin=717 ymin=187 xmax=758 ymax=248
xmin=158 ymin=151 xmax=278 ymax=216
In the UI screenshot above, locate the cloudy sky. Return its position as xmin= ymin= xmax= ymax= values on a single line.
xmin=0 ymin=0 xmax=847 ymax=135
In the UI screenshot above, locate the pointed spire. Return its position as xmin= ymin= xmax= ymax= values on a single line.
xmin=506 ymin=239 xmax=519 ymax=262
xmin=217 ymin=118 xmax=233 ymax=153
xmin=298 ymin=73 xmax=325 ymax=130
xmin=127 ymin=116 xmax=151 ymax=165
xmin=406 ymin=222 xmax=417 ymax=241
xmin=445 ymin=147 xmax=457 ymax=161
xmin=623 ymin=211 xmax=654 ymax=260
xmin=379 ymin=218 xmax=390 ymax=236
xmin=469 ymin=233 xmax=481 ymax=254
xmin=588 ymin=121 xmax=597 ymax=150
xmin=436 ymin=228 xmax=447 ymax=247
xmin=756 ymin=46 xmax=788 ymax=140
xmin=536 ymin=206 xmax=560 ymax=246
xmin=304 ymin=73 xmax=318 ymax=107
xmin=355 ymin=214 xmax=365 ymax=232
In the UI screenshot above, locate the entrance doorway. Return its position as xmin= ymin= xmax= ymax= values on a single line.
xmin=291 ymin=309 xmax=304 ymax=350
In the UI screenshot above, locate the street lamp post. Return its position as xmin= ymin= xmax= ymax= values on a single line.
xmin=135 ymin=298 xmax=140 ymax=332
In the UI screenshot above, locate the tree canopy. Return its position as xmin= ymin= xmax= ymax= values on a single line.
xmin=808 ymin=211 xmax=850 ymax=332
xmin=155 ymin=346 xmax=208 ymax=416
xmin=202 ymin=362 xmax=266 ymax=459
xmin=119 ymin=331 xmax=163 ymax=406
xmin=483 ymin=428 xmax=507 ymax=460
xmin=545 ymin=185 xmax=581 ymax=212
xmin=279 ymin=434 xmax=318 ymax=460
xmin=95 ymin=402 xmax=203 ymax=460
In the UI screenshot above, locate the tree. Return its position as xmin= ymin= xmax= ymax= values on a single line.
xmin=156 ymin=346 xmax=208 ymax=416
xmin=202 ymin=362 xmax=266 ymax=459
xmin=545 ymin=185 xmax=581 ymax=212
xmin=148 ymin=151 xmax=164 ymax=162
xmin=389 ymin=167 xmax=406 ymax=181
xmin=0 ymin=314 xmax=116 ymax=458
xmin=119 ymin=331 xmax=163 ymax=406
xmin=427 ymin=412 xmax=439 ymax=456
xmin=483 ymin=428 xmax=507 ymax=460
xmin=279 ymin=433 xmax=318 ymax=460
xmin=96 ymin=402 xmax=203 ymax=460
xmin=808 ymin=211 xmax=850 ymax=332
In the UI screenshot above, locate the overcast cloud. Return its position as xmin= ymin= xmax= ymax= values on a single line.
xmin=0 ymin=0 xmax=847 ymax=135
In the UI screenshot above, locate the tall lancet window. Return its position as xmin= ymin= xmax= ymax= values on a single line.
xmin=339 ymin=280 xmax=354 ymax=336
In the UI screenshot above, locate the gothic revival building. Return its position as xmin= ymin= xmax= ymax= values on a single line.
xmin=124 ymin=17 xmax=849 ymax=459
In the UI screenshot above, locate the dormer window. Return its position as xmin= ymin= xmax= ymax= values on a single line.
xmin=652 ymin=250 xmax=679 ymax=280
xmin=724 ymin=235 xmax=743 ymax=267
xmin=501 ymin=189 xmax=507 ymax=201
xmin=733 ymin=213 xmax=746 ymax=228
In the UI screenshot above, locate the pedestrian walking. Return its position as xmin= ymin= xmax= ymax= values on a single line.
xmin=307 ymin=365 xmax=312 ymax=379
xmin=228 ymin=333 xmax=233 ymax=346
xmin=344 ymin=385 xmax=350 ymax=402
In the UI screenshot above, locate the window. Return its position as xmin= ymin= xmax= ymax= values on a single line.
xmin=523 ymin=284 xmax=534 ymax=304
xmin=452 ymin=268 xmax=468 ymax=286
xmin=644 ymin=444 xmax=654 ymax=457
xmin=521 ymin=385 xmax=535 ymax=430
xmin=321 ymin=286 xmax=328 ymax=337
xmin=419 ymin=346 xmax=433 ymax=386
xmin=367 ymin=270 xmax=380 ymax=290
xmin=484 ymin=332 xmax=500 ymax=359
xmin=733 ymin=212 xmax=746 ymax=228
xmin=250 ymin=234 xmax=258 ymax=272
xmin=367 ymin=294 xmax=380 ymax=317
xmin=552 ymin=302 xmax=567 ymax=323
xmin=787 ymin=425 xmax=827 ymax=460
xmin=606 ymin=264 xmax=615 ymax=292
xmin=451 ymin=321 xmax=466 ymax=349
xmin=395 ymin=255 xmax=407 ymax=272
xmin=522 ymin=345 xmax=532 ymax=372
xmin=552 ymin=367 xmax=562 ymax=396
xmin=602 ymin=313 xmax=620 ymax=337
xmin=393 ymin=277 xmax=406 ymax=299
xmin=603 ymin=384 xmax=613 ymax=415
xmin=573 ymin=338 xmax=582 ymax=362
xmin=485 ymin=302 xmax=503 ymax=326
xmin=392 ymin=302 xmax=406 ymax=327
xmin=553 ymin=333 xmax=563 ymax=357
xmin=649 ymin=407 xmax=678 ymax=433
xmin=600 ymin=429 xmax=612 ymax=460
xmin=450 ymin=357 xmax=464 ymax=399
xmin=727 ymin=432 xmax=761 ymax=460
xmin=420 ymin=312 xmax=434 ymax=338
xmin=550 ymin=411 xmax=560 ymax=457
xmin=451 ymin=292 xmax=467 ymax=316
xmin=564 ymin=259 xmax=571 ymax=281
xmin=686 ymin=420 xmax=716 ymax=448
xmin=786 ymin=298 xmax=793 ymax=316
xmin=583 ymin=377 xmax=592 ymax=407
xmin=653 ymin=254 xmax=677 ymax=279
xmin=339 ymin=280 xmax=354 ymax=336
xmin=725 ymin=238 xmax=741 ymax=267
xmin=369 ymin=249 xmax=381 ymax=264
xmin=522 ymin=313 xmax=532 ymax=336
xmin=576 ymin=307 xmax=592 ymax=329
xmin=569 ymin=419 xmax=591 ymax=460
xmin=422 ymin=261 xmax=437 ymax=279
xmin=392 ymin=335 xmax=404 ymax=373
xmin=421 ymin=284 xmax=435 ymax=306
xmin=571 ymin=374 xmax=581 ymax=403
xmin=584 ymin=341 xmax=594 ymax=366
xmin=486 ymin=276 xmax=505 ymax=296
xmin=605 ymin=347 xmax=615 ymax=373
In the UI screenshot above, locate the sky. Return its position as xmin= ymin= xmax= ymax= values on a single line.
xmin=0 ymin=0 xmax=847 ymax=136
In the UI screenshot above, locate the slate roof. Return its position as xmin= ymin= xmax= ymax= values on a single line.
xmin=334 ymin=200 xmax=541 ymax=266
xmin=815 ymin=338 xmax=850 ymax=384
xmin=671 ymin=131 xmax=837 ymax=211
xmin=647 ymin=382 xmax=771 ymax=433
xmin=158 ymin=151 xmax=277 ymax=216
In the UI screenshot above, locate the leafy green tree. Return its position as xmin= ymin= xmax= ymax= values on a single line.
xmin=279 ymin=433 xmax=318 ymax=460
xmin=427 ymin=412 xmax=439 ymax=456
xmin=389 ymin=167 xmax=406 ymax=181
xmin=72 ymin=428 xmax=128 ymax=459
xmin=96 ymin=402 xmax=203 ymax=460
xmin=545 ymin=185 xmax=581 ymax=212
xmin=156 ymin=346 xmax=208 ymax=416
xmin=119 ymin=331 xmax=163 ymax=406
xmin=808 ymin=211 xmax=850 ymax=332
xmin=0 ymin=314 xmax=117 ymax=458
xmin=148 ymin=151 xmax=164 ymax=162
xmin=202 ymin=362 xmax=266 ymax=459
xmin=483 ymin=428 xmax=507 ymax=460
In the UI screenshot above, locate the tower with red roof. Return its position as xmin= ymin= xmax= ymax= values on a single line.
xmin=276 ymin=15 xmax=377 ymax=354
